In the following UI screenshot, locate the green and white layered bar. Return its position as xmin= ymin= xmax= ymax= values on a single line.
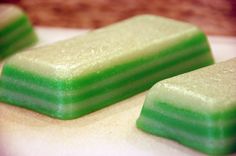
xmin=0 ymin=15 xmax=214 ymax=119
xmin=137 ymin=58 xmax=236 ymax=155
xmin=0 ymin=4 xmax=37 ymax=59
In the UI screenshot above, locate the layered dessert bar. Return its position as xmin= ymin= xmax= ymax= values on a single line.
xmin=0 ymin=15 xmax=213 ymax=119
xmin=137 ymin=58 xmax=236 ymax=155
xmin=0 ymin=4 xmax=37 ymax=59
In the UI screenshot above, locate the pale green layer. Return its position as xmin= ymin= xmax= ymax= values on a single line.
xmin=148 ymin=58 xmax=236 ymax=114
xmin=2 ymin=31 xmax=209 ymax=91
xmin=6 ymin=15 xmax=205 ymax=79
xmin=0 ymin=4 xmax=24 ymax=30
xmin=0 ymin=15 xmax=213 ymax=119
xmin=0 ymin=52 xmax=213 ymax=119
xmin=0 ymin=29 xmax=37 ymax=58
xmin=136 ymin=58 xmax=236 ymax=155
xmin=0 ymin=15 xmax=32 ymax=47
xmin=0 ymin=13 xmax=37 ymax=58
xmin=138 ymin=102 xmax=236 ymax=139
xmin=1 ymin=42 xmax=210 ymax=104
xmin=137 ymin=116 xmax=236 ymax=155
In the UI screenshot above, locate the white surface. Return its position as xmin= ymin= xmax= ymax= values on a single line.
xmin=0 ymin=27 xmax=236 ymax=156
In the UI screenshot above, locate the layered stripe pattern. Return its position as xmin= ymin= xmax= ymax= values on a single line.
xmin=137 ymin=58 xmax=236 ymax=155
xmin=0 ymin=15 xmax=214 ymax=119
xmin=0 ymin=5 xmax=37 ymax=59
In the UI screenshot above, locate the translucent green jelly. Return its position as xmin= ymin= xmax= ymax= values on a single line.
xmin=0 ymin=4 xmax=37 ymax=59
xmin=137 ymin=58 xmax=236 ymax=155
xmin=0 ymin=15 xmax=213 ymax=119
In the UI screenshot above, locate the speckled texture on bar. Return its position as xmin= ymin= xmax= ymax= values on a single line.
xmin=0 ymin=15 xmax=213 ymax=119
xmin=137 ymin=58 xmax=236 ymax=155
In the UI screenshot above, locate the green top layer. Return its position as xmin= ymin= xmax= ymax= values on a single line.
xmin=149 ymin=58 xmax=236 ymax=113
xmin=6 ymin=15 xmax=203 ymax=79
xmin=0 ymin=4 xmax=24 ymax=29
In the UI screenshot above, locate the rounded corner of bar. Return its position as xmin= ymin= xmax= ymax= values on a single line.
xmin=135 ymin=117 xmax=142 ymax=128
xmin=48 ymin=103 xmax=92 ymax=120
xmin=50 ymin=112 xmax=78 ymax=120
xmin=40 ymin=105 xmax=78 ymax=120
xmin=135 ymin=116 xmax=150 ymax=131
xmin=51 ymin=112 xmax=87 ymax=120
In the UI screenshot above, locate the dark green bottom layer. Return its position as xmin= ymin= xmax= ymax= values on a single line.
xmin=136 ymin=100 xmax=236 ymax=155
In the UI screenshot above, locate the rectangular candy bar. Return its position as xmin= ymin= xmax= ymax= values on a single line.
xmin=0 ymin=4 xmax=37 ymax=59
xmin=0 ymin=15 xmax=214 ymax=119
xmin=137 ymin=58 xmax=236 ymax=155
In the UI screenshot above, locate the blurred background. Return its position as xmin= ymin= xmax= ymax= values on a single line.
xmin=1 ymin=0 xmax=236 ymax=36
